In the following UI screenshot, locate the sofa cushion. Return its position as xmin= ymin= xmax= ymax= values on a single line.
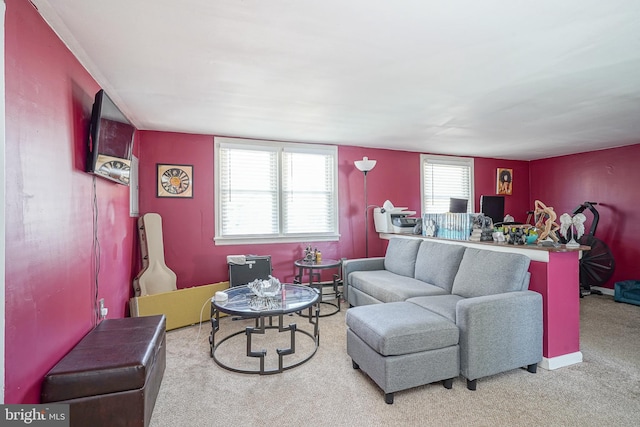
xmin=414 ymin=241 xmax=466 ymax=292
xmin=346 ymin=302 xmax=459 ymax=356
xmin=406 ymin=295 xmax=464 ymax=323
xmin=451 ymin=248 xmax=531 ymax=298
xmin=350 ymin=270 xmax=448 ymax=303
xmin=383 ymin=238 xmax=422 ymax=278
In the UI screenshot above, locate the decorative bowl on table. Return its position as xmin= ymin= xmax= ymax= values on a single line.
xmin=247 ymin=276 xmax=282 ymax=297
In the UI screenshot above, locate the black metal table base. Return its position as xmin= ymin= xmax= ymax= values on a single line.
xmin=298 ymin=289 xmax=341 ymax=318
xmin=317 ymin=300 xmax=341 ymax=317
xmin=210 ymin=305 xmax=319 ymax=375
xmin=294 ymin=272 xmax=343 ymax=318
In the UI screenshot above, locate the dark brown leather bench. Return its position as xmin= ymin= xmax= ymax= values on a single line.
xmin=41 ymin=315 xmax=166 ymax=427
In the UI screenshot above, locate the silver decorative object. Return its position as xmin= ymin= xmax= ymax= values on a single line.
xmin=247 ymin=275 xmax=282 ymax=297
xmin=249 ymin=295 xmax=281 ymax=311
xmin=560 ymin=213 xmax=586 ymax=248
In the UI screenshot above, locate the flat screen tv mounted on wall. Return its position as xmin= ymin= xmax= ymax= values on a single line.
xmin=86 ymin=89 xmax=135 ymax=186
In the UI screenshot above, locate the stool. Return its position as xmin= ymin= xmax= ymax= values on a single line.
xmin=346 ymin=302 xmax=459 ymax=404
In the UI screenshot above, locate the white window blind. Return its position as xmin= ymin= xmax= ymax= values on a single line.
xmin=421 ymin=155 xmax=474 ymax=214
xmin=215 ymin=138 xmax=338 ymax=243
xmin=219 ymin=145 xmax=279 ymax=236
xmin=282 ymin=150 xmax=335 ymax=234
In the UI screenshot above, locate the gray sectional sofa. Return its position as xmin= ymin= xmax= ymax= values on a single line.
xmin=343 ymin=237 xmax=543 ymax=403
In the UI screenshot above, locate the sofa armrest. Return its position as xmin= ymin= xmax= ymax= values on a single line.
xmin=342 ymin=257 xmax=385 ymax=302
xmin=455 ymin=291 xmax=543 ymax=381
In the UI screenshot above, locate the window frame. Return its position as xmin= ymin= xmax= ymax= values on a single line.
xmin=214 ymin=137 xmax=340 ymax=245
xmin=420 ymin=154 xmax=475 ymax=215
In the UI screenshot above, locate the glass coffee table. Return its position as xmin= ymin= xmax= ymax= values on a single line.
xmin=209 ymin=284 xmax=319 ymax=375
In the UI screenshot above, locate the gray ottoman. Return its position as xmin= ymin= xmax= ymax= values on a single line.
xmin=346 ymin=302 xmax=459 ymax=404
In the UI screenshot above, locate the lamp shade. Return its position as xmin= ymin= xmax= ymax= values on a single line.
xmin=354 ymin=157 xmax=377 ymax=172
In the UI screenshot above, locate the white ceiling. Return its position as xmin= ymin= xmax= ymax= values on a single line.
xmin=32 ymin=0 xmax=640 ymax=160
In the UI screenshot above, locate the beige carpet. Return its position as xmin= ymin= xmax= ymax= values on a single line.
xmin=150 ymin=296 xmax=640 ymax=427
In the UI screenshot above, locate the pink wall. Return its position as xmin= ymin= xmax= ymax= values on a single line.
xmin=136 ymin=134 xmax=422 ymax=286
xmin=4 ymin=0 xmax=137 ymax=403
xmin=137 ymin=133 xmax=531 ymax=287
xmin=474 ymin=158 xmax=531 ymax=223
xmin=530 ymin=144 xmax=640 ymax=288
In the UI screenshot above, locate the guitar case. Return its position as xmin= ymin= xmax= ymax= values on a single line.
xmin=133 ymin=213 xmax=177 ymax=296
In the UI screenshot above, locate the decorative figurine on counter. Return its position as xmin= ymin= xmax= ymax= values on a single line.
xmin=506 ymin=226 xmax=527 ymax=245
xmin=469 ymin=215 xmax=483 ymax=241
xmin=559 ymin=213 xmax=586 ymax=248
xmin=533 ymin=200 xmax=560 ymax=242
xmin=480 ymin=215 xmax=494 ymax=241
xmin=303 ymin=245 xmax=315 ymax=262
xmin=470 ymin=214 xmax=493 ymax=242
xmin=492 ymin=230 xmax=506 ymax=243
xmin=423 ymin=218 xmax=437 ymax=237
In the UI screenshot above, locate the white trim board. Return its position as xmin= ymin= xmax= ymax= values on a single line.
xmin=540 ymin=351 xmax=583 ymax=371
xmin=589 ymin=286 xmax=614 ymax=296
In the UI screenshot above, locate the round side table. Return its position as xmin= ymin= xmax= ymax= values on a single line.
xmin=293 ymin=258 xmax=343 ymax=316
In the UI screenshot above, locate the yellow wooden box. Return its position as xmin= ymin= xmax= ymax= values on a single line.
xmin=129 ymin=281 xmax=229 ymax=330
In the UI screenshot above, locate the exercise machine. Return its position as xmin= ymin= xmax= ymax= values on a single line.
xmin=569 ymin=202 xmax=616 ymax=297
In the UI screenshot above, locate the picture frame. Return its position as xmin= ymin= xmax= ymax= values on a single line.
xmin=497 ymin=168 xmax=513 ymax=195
xmin=157 ymin=164 xmax=193 ymax=198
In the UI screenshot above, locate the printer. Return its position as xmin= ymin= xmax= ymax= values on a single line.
xmin=374 ymin=200 xmax=420 ymax=234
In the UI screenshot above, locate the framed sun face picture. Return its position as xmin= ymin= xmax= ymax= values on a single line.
xmin=497 ymin=168 xmax=513 ymax=195
xmin=157 ymin=164 xmax=193 ymax=198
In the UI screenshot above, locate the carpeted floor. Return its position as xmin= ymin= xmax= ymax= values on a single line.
xmin=150 ymin=295 xmax=640 ymax=427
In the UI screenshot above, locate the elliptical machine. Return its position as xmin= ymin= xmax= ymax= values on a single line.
xmin=569 ymin=202 xmax=616 ymax=297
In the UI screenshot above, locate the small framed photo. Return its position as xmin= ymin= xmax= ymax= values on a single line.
xmin=497 ymin=168 xmax=513 ymax=195
xmin=157 ymin=164 xmax=193 ymax=198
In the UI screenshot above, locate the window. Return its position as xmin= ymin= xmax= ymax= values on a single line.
xmin=421 ymin=154 xmax=474 ymax=214
xmin=215 ymin=137 xmax=339 ymax=244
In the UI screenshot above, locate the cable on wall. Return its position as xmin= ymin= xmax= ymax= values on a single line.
xmin=92 ymin=175 xmax=101 ymax=326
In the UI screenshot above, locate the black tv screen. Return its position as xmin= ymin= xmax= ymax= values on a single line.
xmin=480 ymin=195 xmax=505 ymax=224
xmin=87 ymin=89 xmax=135 ymax=185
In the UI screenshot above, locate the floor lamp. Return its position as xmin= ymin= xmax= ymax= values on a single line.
xmin=354 ymin=156 xmax=377 ymax=257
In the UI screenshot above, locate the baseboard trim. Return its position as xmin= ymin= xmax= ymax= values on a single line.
xmin=540 ymin=351 xmax=583 ymax=370
xmin=589 ymin=286 xmax=614 ymax=296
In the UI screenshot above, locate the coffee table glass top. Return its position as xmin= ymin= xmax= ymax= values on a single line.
xmin=294 ymin=258 xmax=342 ymax=269
xmin=213 ymin=283 xmax=319 ymax=316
